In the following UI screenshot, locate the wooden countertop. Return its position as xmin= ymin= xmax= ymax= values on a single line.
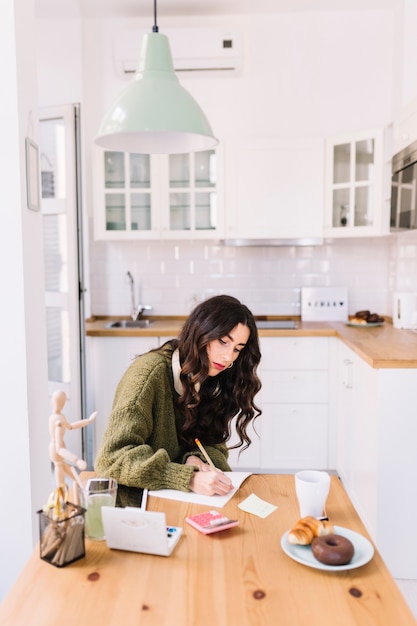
xmin=1 ymin=474 xmax=415 ymax=626
xmin=85 ymin=316 xmax=417 ymax=369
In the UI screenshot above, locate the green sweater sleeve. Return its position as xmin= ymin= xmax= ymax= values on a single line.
xmin=94 ymin=348 xmax=197 ymax=491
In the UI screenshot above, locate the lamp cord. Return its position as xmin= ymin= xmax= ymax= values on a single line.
xmin=153 ymin=0 xmax=158 ymax=32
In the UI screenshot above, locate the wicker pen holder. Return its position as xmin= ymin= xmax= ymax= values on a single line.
xmin=38 ymin=502 xmax=86 ymax=568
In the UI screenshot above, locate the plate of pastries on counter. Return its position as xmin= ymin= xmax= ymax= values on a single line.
xmin=347 ymin=310 xmax=385 ymax=327
xmin=280 ymin=516 xmax=374 ymax=571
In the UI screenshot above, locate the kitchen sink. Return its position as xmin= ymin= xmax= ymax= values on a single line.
xmin=107 ymin=320 xmax=154 ymax=328
xmin=256 ymin=320 xmax=298 ymax=329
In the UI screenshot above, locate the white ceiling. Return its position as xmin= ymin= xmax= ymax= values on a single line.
xmin=35 ymin=0 xmax=401 ymax=19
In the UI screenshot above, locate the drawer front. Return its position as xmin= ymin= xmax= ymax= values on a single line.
xmin=259 ymin=337 xmax=329 ymax=371
xmin=260 ymin=370 xmax=328 ymax=404
xmin=260 ymin=404 xmax=328 ymax=469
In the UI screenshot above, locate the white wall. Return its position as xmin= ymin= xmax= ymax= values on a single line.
xmin=37 ymin=19 xmax=83 ymax=107
xmin=88 ymin=236 xmax=391 ymax=317
xmin=402 ymin=0 xmax=417 ymax=106
xmin=0 ymin=0 xmax=50 ymax=602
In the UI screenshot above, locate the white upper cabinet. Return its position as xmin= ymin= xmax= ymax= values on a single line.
xmin=224 ymin=137 xmax=324 ymax=242
xmin=324 ymin=128 xmax=391 ymax=237
xmin=392 ymin=100 xmax=417 ymax=155
xmin=93 ymin=148 xmax=223 ymax=240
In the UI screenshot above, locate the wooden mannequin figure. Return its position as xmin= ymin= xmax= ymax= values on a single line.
xmin=49 ymin=390 xmax=97 ymax=490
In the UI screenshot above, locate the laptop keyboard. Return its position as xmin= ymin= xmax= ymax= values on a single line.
xmin=166 ymin=526 xmax=180 ymax=545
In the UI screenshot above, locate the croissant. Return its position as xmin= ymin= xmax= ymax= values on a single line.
xmin=288 ymin=516 xmax=334 ymax=545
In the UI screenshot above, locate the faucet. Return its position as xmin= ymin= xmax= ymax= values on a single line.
xmin=127 ymin=271 xmax=153 ymax=320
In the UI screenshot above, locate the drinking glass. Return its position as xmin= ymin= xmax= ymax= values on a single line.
xmin=83 ymin=477 xmax=118 ymax=540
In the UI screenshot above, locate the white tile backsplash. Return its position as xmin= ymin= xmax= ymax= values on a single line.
xmin=88 ymin=225 xmax=417 ymax=319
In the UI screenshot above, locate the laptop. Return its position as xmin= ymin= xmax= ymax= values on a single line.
xmin=101 ymin=506 xmax=183 ymax=557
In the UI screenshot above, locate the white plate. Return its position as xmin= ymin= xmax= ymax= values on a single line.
xmin=281 ymin=525 xmax=374 ymax=571
xmin=346 ymin=321 xmax=384 ymax=328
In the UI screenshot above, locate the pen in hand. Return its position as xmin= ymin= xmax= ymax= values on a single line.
xmin=192 ymin=438 xmax=233 ymax=495
xmin=194 ymin=438 xmax=216 ymax=469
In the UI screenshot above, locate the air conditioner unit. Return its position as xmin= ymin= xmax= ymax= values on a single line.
xmin=113 ymin=28 xmax=242 ymax=77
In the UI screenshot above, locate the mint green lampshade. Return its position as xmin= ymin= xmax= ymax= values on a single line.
xmin=94 ymin=32 xmax=218 ymax=154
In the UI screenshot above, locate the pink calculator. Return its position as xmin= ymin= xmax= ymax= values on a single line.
xmin=185 ymin=510 xmax=239 ymax=535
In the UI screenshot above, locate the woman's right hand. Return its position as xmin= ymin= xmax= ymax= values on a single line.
xmin=189 ymin=469 xmax=233 ymax=496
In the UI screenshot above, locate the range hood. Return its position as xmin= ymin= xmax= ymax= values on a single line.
xmin=223 ymin=238 xmax=323 ymax=247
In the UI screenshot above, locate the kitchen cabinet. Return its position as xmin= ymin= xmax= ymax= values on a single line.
xmin=93 ymin=148 xmax=223 ymax=240
xmin=89 ymin=336 xmax=160 ymax=456
xmin=336 ymin=342 xmax=379 ymax=532
xmin=335 ymin=342 xmax=354 ymax=489
xmin=324 ymin=127 xmax=391 ymax=237
xmin=392 ymin=95 xmax=417 ymax=154
xmin=223 ymin=137 xmax=324 ymax=242
xmin=335 ymin=341 xmax=417 ymax=579
xmin=228 ymin=337 xmax=331 ymax=471
xmin=259 ymin=337 xmax=330 ymax=470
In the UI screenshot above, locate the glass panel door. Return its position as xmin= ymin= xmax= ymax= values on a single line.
xmin=39 ymin=104 xmax=88 ymax=464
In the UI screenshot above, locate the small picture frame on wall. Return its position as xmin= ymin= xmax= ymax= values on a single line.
xmin=25 ymin=137 xmax=40 ymax=211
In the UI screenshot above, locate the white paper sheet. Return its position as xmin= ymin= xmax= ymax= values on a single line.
xmin=149 ymin=472 xmax=252 ymax=508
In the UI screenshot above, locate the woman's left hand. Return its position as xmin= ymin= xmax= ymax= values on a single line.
xmin=186 ymin=455 xmax=212 ymax=472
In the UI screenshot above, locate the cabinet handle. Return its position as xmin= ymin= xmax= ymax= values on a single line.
xmin=342 ymin=359 xmax=353 ymax=388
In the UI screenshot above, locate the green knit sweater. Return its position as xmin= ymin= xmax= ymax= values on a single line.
xmin=94 ymin=343 xmax=231 ymax=491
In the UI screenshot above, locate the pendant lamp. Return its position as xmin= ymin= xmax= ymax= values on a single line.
xmin=94 ymin=0 xmax=218 ymax=154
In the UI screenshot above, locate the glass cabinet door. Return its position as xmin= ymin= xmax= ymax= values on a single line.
xmin=325 ymin=128 xmax=389 ymax=237
xmin=168 ymin=150 xmax=217 ymax=232
xmin=103 ymin=152 xmax=151 ymax=232
xmin=330 ymin=138 xmax=375 ymax=229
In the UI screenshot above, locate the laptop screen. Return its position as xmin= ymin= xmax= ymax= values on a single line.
xmin=115 ymin=484 xmax=147 ymax=508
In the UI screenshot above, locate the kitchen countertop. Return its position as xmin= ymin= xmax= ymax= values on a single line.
xmin=85 ymin=316 xmax=417 ymax=369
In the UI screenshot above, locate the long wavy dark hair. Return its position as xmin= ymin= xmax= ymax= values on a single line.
xmin=170 ymin=294 xmax=262 ymax=452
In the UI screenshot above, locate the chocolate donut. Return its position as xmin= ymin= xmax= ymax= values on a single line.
xmin=354 ymin=310 xmax=370 ymax=319
xmin=311 ymin=534 xmax=354 ymax=566
xmin=367 ymin=313 xmax=384 ymax=323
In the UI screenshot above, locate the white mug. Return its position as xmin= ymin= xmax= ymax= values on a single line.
xmin=295 ymin=470 xmax=330 ymax=518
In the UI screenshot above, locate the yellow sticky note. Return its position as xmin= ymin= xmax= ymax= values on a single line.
xmin=238 ymin=493 xmax=278 ymax=518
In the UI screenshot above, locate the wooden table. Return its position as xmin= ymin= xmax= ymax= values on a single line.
xmin=1 ymin=475 xmax=415 ymax=626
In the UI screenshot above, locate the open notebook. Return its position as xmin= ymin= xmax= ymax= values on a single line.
xmin=149 ymin=471 xmax=251 ymax=508
xmin=101 ymin=506 xmax=183 ymax=557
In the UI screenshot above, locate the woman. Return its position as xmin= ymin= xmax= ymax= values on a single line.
xmin=94 ymin=295 xmax=262 ymax=496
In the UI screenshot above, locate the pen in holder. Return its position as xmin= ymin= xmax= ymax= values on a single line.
xmin=38 ymin=485 xmax=86 ymax=568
